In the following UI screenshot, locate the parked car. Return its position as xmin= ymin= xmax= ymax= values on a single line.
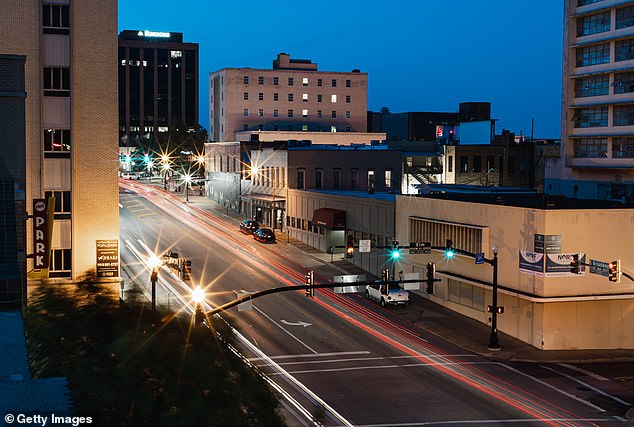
xmin=253 ymin=228 xmax=276 ymax=243
xmin=365 ymin=281 xmax=409 ymax=307
xmin=239 ymin=219 xmax=259 ymax=235
xmin=120 ymin=171 xmax=140 ymax=180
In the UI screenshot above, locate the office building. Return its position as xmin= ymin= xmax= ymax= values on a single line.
xmin=118 ymin=30 xmax=199 ymax=146
xmin=551 ymin=0 xmax=634 ymax=201
xmin=0 ymin=0 xmax=119 ymax=282
xmin=209 ymin=53 xmax=368 ymax=141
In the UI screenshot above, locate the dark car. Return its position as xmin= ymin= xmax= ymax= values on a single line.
xmin=253 ymin=228 xmax=276 ymax=243
xmin=239 ymin=219 xmax=259 ymax=235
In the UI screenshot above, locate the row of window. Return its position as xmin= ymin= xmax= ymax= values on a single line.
xmin=576 ymin=37 xmax=634 ymax=67
xmin=252 ymin=166 xmax=286 ymax=188
xmin=244 ymin=75 xmax=352 ymax=88
xmin=43 ymin=67 xmax=70 ymax=96
xmin=458 ymin=155 xmax=524 ymax=175
xmin=573 ymin=104 xmax=634 ymax=127
xmin=577 ymin=0 xmax=603 ymax=7
xmin=243 ymin=108 xmax=351 ymax=118
xmin=242 ymin=124 xmax=350 ymax=132
xmin=576 ymin=6 xmax=634 ymax=37
xmin=43 ymin=4 xmax=69 ymax=35
xmin=573 ymin=136 xmax=634 ymax=158
xmin=243 ymin=92 xmax=351 ymax=103
xmin=574 ymin=71 xmax=634 ymax=97
xmin=295 ymin=168 xmax=392 ymax=190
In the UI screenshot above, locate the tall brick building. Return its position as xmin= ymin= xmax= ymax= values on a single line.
xmin=210 ymin=53 xmax=368 ymax=141
xmin=0 ymin=0 xmax=119 ymax=282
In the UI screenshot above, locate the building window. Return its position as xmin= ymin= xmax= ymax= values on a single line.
xmin=44 ymin=129 xmax=71 ymax=153
xmin=576 ymin=43 xmax=610 ymax=67
xmin=616 ymin=5 xmax=634 ymax=30
xmin=44 ymin=190 xmax=71 ymax=219
xmin=274 ymin=93 xmax=279 ymax=101
xmin=317 ymin=79 xmax=322 ymax=87
xmin=288 ymin=109 xmax=293 ymax=118
xmin=50 ymin=249 xmax=71 ymax=277
xmin=259 ymin=92 xmax=264 ymax=101
xmin=302 ymin=77 xmax=309 ymax=85
xmin=576 ymin=11 xmax=610 ymax=37
xmin=288 ymin=93 xmax=294 ymax=102
xmin=258 ymin=76 xmax=264 ymax=85
xmin=575 ymin=75 xmax=609 ymax=97
xmin=615 ymin=38 xmax=634 ymax=62
xmin=288 ymin=77 xmax=294 ymax=86
xmin=243 ymin=76 xmax=249 ymax=84
xmin=297 ymin=169 xmax=305 ymax=189
xmin=345 ymin=125 xmax=351 ymax=132
xmin=448 ymin=155 xmax=453 ymax=173
xmin=574 ymin=106 xmax=608 ymax=127
xmin=614 ymin=104 xmax=634 ymax=126
xmin=351 ymin=168 xmax=358 ymax=189
xmin=346 ymin=111 xmax=351 ymax=118
xmin=473 ymin=156 xmax=482 ymax=173
xmin=317 ymin=94 xmax=323 ymax=102
xmin=243 ymin=108 xmax=249 ymax=116
xmin=331 ymin=125 xmax=337 ymax=132
xmin=385 ymin=169 xmax=392 ymax=190
xmin=273 ymin=76 xmax=279 ymax=85
xmin=346 ymin=95 xmax=351 ymax=103
xmin=613 ymin=137 xmax=634 ymax=158
xmin=243 ymin=92 xmax=249 ymax=100
xmin=331 ymin=110 xmax=337 ymax=118
xmin=302 ymin=109 xmax=308 ymax=117
xmin=258 ymin=108 xmax=264 ymax=117
xmin=331 ymin=79 xmax=337 ymax=87
xmin=333 ymin=169 xmax=341 ymax=188
xmin=42 ymin=4 xmax=69 ymax=34
xmin=273 ymin=109 xmax=279 ymax=117
xmin=614 ymin=72 xmax=634 ymax=94
xmin=315 ymin=169 xmax=323 ymax=189
xmin=331 ymin=94 xmax=337 ymax=103
xmin=243 ymin=124 xmax=248 ymax=131
xmin=573 ymin=137 xmax=607 ymax=158
xmin=43 ymin=67 xmax=70 ymax=97
xmin=577 ymin=0 xmax=603 ymax=5
xmin=459 ymin=156 xmax=469 ymax=173
xmin=317 ymin=110 xmax=322 ymax=118
xmin=302 ymin=93 xmax=308 ymax=101
xmin=408 ymin=217 xmax=486 ymax=257
xmin=368 ymin=169 xmax=375 ymax=189
xmin=346 ymin=79 xmax=351 ymax=88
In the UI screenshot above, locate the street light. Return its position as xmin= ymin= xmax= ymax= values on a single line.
xmin=183 ymin=173 xmax=192 ymax=202
xmin=148 ymin=255 xmax=162 ymax=316
xmin=488 ymin=242 xmax=501 ymax=351
xmin=191 ymin=286 xmax=206 ymax=325
xmin=162 ymin=162 xmax=171 ymax=190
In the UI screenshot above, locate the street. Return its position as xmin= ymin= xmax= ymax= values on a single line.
xmin=119 ymin=180 xmax=632 ymax=426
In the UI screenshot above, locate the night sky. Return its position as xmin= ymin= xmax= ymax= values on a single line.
xmin=119 ymin=0 xmax=564 ymax=139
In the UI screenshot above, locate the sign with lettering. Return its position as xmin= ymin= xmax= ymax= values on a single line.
xmin=409 ymin=241 xmax=431 ymax=254
xmin=96 ymin=240 xmax=119 ymax=278
xmin=33 ymin=199 xmax=50 ymax=269
xmin=359 ymin=240 xmax=371 ymax=253
xmin=534 ymin=234 xmax=562 ymax=254
xmin=519 ymin=250 xmax=544 ymax=275
xmin=545 ymin=253 xmax=586 ymax=276
xmin=589 ymin=259 xmax=609 ymax=277
xmin=138 ymin=30 xmax=171 ymax=38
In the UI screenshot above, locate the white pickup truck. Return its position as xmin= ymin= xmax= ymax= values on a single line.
xmin=365 ymin=281 xmax=409 ymax=307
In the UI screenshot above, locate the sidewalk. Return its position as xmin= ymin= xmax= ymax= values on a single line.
xmin=147 ymin=183 xmax=634 ymax=364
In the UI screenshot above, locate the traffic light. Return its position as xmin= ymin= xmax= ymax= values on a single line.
xmin=487 ymin=305 xmax=504 ymax=314
xmin=426 ymin=262 xmax=436 ymax=294
xmin=608 ymin=259 xmax=621 ymax=283
xmin=381 ymin=269 xmax=389 ymax=282
xmin=391 ymin=240 xmax=400 ymax=259
xmin=445 ymin=239 xmax=455 ymax=258
xmin=346 ymin=235 xmax=354 ymax=258
xmin=304 ymin=270 xmax=315 ymax=298
xmin=570 ymin=254 xmax=580 ymax=274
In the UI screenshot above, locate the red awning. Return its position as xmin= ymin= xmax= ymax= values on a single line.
xmin=311 ymin=208 xmax=346 ymax=230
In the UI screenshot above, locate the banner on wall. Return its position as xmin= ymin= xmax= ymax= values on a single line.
xmin=519 ymin=250 xmax=544 ymax=275
xmin=545 ymin=253 xmax=586 ymax=277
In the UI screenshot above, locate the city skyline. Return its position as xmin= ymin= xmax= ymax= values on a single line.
xmin=119 ymin=0 xmax=564 ymax=139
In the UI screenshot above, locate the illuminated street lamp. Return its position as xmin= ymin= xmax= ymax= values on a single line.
xmin=487 ymin=242 xmax=501 ymax=351
xmin=162 ymin=162 xmax=171 ymax=190
xmin=148 ymin=255 xmax=162 ymax=316
xmin=183 ymin=173 xmax=192 ymax=202
xmin=191 ymin=286 xmax=206 ymax=325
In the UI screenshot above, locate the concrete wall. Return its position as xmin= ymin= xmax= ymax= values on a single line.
xmin=395 ymin=195 xmax=634 ymax=349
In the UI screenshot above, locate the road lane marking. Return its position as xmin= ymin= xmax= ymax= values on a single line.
xmin=248 ymin=351 xmax=371 ymax=361
xmin=260 ymin=354 xmax=480 ymax=367
xmin=557 ymin=363 xmax=609 ymax=381
xmin=253 ymin=306 xmax=318 ymax=354
xmin=268 ymin=361 xmax=496 ymax=375
xmin=280 ymin=319 xmax=312 ymax=327
xmin=541 ymin=365 xmax=631 ymax=407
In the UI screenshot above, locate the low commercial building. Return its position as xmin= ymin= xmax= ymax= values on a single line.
xmin=394 ymin=193 xmax=634 ymax=350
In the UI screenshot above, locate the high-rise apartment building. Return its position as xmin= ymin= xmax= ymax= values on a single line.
xmin=209 ymin=53 xmax=368 ymax=142
xmin=118 ymin=30 xmax=199 ymax=146
xmin=551 ymin=0 xmax=634 ymax=200
xmin=0 ymin=0 xmax=119 ymax=281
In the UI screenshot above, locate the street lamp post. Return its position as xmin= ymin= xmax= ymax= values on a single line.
xmin=183 ymin=174 xmax=191 ymax=203
xmin=487 ymin=243 xmax=501 ymax=351
xmin=150 ymin=268 xmax=158 ymax=315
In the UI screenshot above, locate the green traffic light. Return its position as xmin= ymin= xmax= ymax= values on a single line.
xmin=391 ymin=250 xmax=400 ymax=259
xmin=446 ymin=250 xmax=455 ymax=258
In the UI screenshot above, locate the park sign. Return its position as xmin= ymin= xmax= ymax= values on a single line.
xmin=33 ymin=198 xmax=54 ymax=269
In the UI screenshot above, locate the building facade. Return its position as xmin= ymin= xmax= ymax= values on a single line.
xmin=118 ymin=30 xmax=199 ymax=146
xmin=209 ymin=53 xmax=368 ymax=141
xmin=1 ymin=0 xmax=119 ymax=282
xmin=550 ymin=0 xmax=634 ymax=201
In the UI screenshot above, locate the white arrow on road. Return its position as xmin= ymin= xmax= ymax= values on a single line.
xmin=281 ymin=320 xmax=312 ymax=328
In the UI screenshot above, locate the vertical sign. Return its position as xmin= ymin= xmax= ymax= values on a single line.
xmin=534 ymin=234 xmax=562 ymax=254
xmin=33 ymin=199 xmax=50 ymax=269
xmin=96 ymin=240 xmax=119 ymax=278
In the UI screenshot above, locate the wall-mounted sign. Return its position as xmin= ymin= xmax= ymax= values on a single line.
xmin=545 ymin=253 xmax=586 ymax=276
xmin=33 ymin=198 xmax=50 ymax=269
xmin=589 ymin=259 xmax=609 ymax=277
xmin=359 ymin=240 xmax=371 ymax=253
xmin=138 ymin=30 xmax=170 ymax=38
xmin=534 ymin=234 xmax=562 ymax=254
xmin=519 ymin=250 xmax=544 ymax=275
xmin=96 ymin=240 xmax=119 ymax=278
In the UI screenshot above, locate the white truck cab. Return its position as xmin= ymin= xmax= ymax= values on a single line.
xmin=365 ymin=281 xmax=409 ymax=307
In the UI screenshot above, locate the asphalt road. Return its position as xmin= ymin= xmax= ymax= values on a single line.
xmin=119 ymin=181 xmax=632 ymax=426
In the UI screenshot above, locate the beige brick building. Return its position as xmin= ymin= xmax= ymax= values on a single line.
xmin=210 ymin=53 xmax=368 ymax=141
xmin=0 ymin=0 xmax=119 ymax=282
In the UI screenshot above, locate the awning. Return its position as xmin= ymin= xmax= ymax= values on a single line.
xmin=312 ymin=208 xmax=346 ymax=230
